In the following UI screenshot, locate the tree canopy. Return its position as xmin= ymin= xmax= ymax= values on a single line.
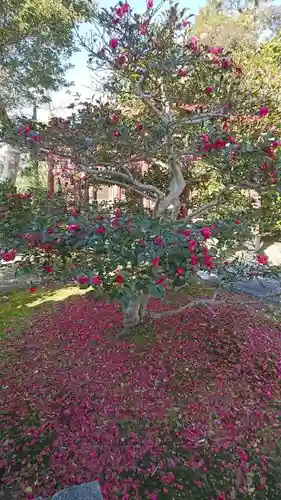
xmin=0 ymin=0 xmax=93 ymax=115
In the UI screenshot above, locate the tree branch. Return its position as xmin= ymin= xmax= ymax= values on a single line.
xmin=150 ymin=298 xmax=224 ymax=318
xmin=135 ymin=72 xmax=169 ymax=124
xmin=78 ymin=165 xmax=163 ymax=199
xmin=185 ymin=182 xmax=265 ymax=221
xmin=180 ymin=110 xmax=229 ymax=125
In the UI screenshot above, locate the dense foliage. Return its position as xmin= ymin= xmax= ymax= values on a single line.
xmin=1 ymin=0 xmax=281 ymax=327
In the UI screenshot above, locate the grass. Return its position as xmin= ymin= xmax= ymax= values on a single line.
xmin=0 ymin=286 xmax=86 ymax=338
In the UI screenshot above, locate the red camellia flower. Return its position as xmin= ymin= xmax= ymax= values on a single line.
xmin=109 ymin=39 xmax=118 ymax=49
xmin=178 ymin=68 xmax=187 ymax=78
xmin=176 ymin=267 xmax=184 ymax=275
xmin=115 ymin=274 xmax=124 ymax=284
xmin=78 ymin=275 xmax=89 ymax=285
xmin=161 ymin=471 xmax=175 ymax=484
xmin=96 ymin=225 xmax=105 ymax=234
xmin=139 ymin=22 xmax=148 ymax=35
xmin=1 ymin=249 xmax=16 ymax=262
xmin=257 ymin=254 xmax=269 ymax=265
xmin=155 ymin=276 xmax=167 ymax=286
xmin=183 ymin=19 xmax=189 ymax=27
xmin=43 ymin=265 xmax=53 ymax=273
xmin=200 ymin=226 xmax=212 ymax=240
xmin=220 ymin=57 xmax=232 ymax=69
xmin=116 ymin=2 xmax=130 ymax=17
xmin=152 ymin=256 xmax=160 ymax=266
xmin=111 ymin=114 xmax=120 ymax=123
xmin=209 ymin=46 xmax=223 ymax=55
xmin=135 ymin=122 xmax=143 ymax=131
xmin=259 ymin=106 xmax=269 ymax=117
xmin=189 ymin=239 xmax=197 ymax=252
xmin=147 ymin=0 xmax=153 ymax=8
xmin=29 ymin=287 xmax=37 ymax=293
xmin=113 ymin=130 xmax=120 ymax=137
xmin=183 ymin=229 xmax=191 ymax=238
xmin=204 ymin=85 xmax=213 ymax=95
xmin=154 ymin=236 xmax=163 ymax=245
xmin=204 ymin=254 xmax=214 ymax=268
xmin=118 ymin=54 xmax=126 ymax=66
xmin=190 ymin=254 xmax=198 ymax=266
xmin=235 ymin=220 xmax=241 ymax=224
xmin=92 ymin=276 xmax=101 ymax=285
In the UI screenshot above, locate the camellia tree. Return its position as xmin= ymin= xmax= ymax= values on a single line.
xmin=1 ymin=0 xmax=281 ymax=334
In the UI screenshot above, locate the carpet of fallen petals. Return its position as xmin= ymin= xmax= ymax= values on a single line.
xmin=1 ymin=294 xmax=281 ymax=499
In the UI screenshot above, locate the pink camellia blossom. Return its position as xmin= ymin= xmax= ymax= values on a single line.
xmin=115 ymin=274 xmax=124 ymax=284
xmin=92 ymin=276 xmax=101 ymax=285
xmin=152 ymin=256 xmax=160 ymax=266
xmin=96 ymin=225 xmax=105 ymax=234
xmin=182 ymin=19 xmax=189 ymax=27
xmin=235 ymin=220 xmax=241 ymax=225
xmin=183 ymin=229 xmax=191 ymax=238
xmin=116 ymin=2 xmax=130 ymax=17
xmin=78 ymin=275 xmax=89 ymax=285
xmin=109 ymin=39 xmax=118 ymax=49
xmin=139 ymin=22 xmax=148 ymax=35
xmin=200 ymin=226 xmax=212 ymax=240
xmin=154 ymin=236 xmax=163 ymax=245
xmin=1 ymin=249 xmax=16 ymax=262
xmin=189 ymin=36 xmax=198 ymax=51
xmin=147 ymin=0 xmax=153 ymax=8
xmin=259 ymin=106 xmax=269 ymax=117
xmin=67 ymin=223 xmax=80 ymax=232
xmin=257 ymin=253 xmax=269 ymax=265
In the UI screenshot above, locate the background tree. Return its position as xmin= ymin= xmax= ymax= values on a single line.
xmin=0 ymin=0 xmax=94 ymax=184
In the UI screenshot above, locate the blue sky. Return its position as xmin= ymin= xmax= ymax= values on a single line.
xmin=35 ymin=0 xmax=206 ymax=120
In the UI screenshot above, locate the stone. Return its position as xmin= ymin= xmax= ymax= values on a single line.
xmin=52 ymin=482 xmax=103 ymax=500
xmin=234 ymin=277 xmax=281 ymax=303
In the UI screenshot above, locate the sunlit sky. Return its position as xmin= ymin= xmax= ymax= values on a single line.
xmin=32 ymin=0 xmax=206 ymax=122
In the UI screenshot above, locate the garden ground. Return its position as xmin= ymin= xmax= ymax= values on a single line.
xmin=1 ymin=285 xmax=281 ymax=500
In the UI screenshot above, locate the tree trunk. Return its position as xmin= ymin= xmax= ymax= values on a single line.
xmin=0 ymin=143 xmax=21 ymax=185
xmin=120 ymin=294 xmax=150 ymax=335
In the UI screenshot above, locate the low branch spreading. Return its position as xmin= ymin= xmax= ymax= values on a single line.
xmin=77 ymin=164 xmax=163 ymax=200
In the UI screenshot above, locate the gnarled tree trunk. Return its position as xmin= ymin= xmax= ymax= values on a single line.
xmin=121 ymin=293 xmax=150 ymax=334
